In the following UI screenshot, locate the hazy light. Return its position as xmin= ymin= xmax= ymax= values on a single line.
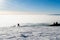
xmin=0 ymin=15 xmax=59 ymax=27
xmin=0 ymin=0 xmax=5 ymax=4
xmin=0 ymin=0 xmax=4 ymax=3
xmin=0 ymin=0 xmax=6 ymax=8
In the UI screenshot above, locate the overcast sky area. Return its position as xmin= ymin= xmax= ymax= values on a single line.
xmin=0 ymin=0 xmax=60 ymax=27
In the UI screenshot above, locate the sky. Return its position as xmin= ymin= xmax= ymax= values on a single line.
xmin=0 ymin=0 xmax=60 ymax=14
xmin=0 ymin=0 xmax=60 ymax=27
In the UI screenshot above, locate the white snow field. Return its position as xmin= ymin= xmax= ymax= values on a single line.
xmin=0 ymin=26 xmax=60 ymax=40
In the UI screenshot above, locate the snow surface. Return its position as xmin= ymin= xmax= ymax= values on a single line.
xmin=0 ymin=26 xmax=60 ymax=40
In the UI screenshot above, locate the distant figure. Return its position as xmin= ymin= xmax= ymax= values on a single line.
xmin=56 ymin=22 xmax=58 ymax=24
xmin=49 ymin=22 xmax=60 ymax=26
xmin=17 ymin=23 xmax=20 ymax=27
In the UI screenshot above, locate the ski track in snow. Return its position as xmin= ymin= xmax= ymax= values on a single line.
xmin=0 ymin=26 xmax=60 ymax=40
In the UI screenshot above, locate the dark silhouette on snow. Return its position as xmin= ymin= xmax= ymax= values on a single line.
xmin=17 ymin=23 xmax=20 ymax=27
xmin=49 ymin=22 xmax=60 ymax=26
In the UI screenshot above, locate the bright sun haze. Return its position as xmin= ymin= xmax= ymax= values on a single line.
xmin=0 ymin=15 xmax=59 ymax=27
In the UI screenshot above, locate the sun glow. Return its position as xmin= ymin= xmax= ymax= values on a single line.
xmin=0 ymin=0 xmax=5 ymax=3
xmin=0 ymin=0 xmax=4 ymax=2
xmin=0 ymin=0 xmax=6 ymax=7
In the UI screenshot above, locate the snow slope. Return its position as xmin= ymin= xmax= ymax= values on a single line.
xmin=0 ymin=26 xmax=60 ymax=40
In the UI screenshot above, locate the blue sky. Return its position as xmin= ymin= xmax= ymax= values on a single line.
xmin=0 ymin=0 xmax=60 ymax=14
